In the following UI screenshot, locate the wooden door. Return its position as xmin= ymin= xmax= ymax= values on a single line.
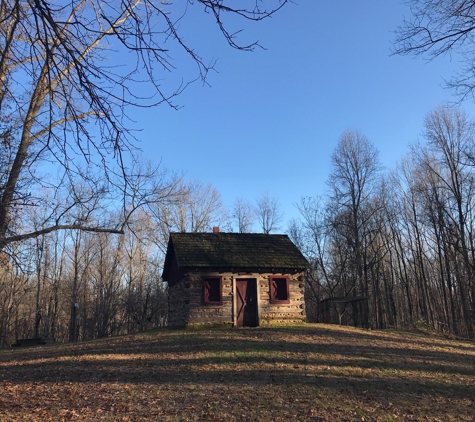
xmin=236 ymin=279 xmax=258 ymax=327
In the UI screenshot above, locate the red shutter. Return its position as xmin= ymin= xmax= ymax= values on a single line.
xmin=202 ymin=277 xmax=223 ymax=305
xmin=269 ymin=276 xmax=290 ymax=304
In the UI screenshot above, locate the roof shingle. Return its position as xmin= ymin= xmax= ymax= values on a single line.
xmin=162 ymin=232 xmax=308 ymax=280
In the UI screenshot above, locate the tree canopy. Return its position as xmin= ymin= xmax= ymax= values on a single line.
xmin=394 ymin=0 xmax=475 ymax=100
xmin=0 ymin=0 xmax=288 ymax=251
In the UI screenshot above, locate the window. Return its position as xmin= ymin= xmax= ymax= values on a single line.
xmin=202 ymin=277 xmax=223 ymax=306
xmin=269 ymin=276 xmax=290 ymax=304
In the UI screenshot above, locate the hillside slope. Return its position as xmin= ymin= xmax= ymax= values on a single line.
xmin=1 ymin=324 xmax=474 ymax=421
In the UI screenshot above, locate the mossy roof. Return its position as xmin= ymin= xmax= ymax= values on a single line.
xmin=162 ymin=232 xmax=308 ymax=280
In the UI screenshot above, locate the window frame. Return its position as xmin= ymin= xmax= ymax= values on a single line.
xmin=269 ymin=275 xmax=290 ymax=304
xmin=202 ymin=276 xmax=223 ymax=306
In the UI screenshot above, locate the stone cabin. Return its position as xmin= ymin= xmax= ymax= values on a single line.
xmin=162 ymin=229 xmax=309 ymax=327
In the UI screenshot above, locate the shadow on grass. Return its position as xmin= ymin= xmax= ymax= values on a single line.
xmin=0 ymin=359 xmax=473 ymax=402
xmin=1 ymin=325 xmax=474 ymax=403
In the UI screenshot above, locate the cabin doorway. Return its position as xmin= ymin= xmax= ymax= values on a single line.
xmin=235 ymin=278 xmax=258 ymax=327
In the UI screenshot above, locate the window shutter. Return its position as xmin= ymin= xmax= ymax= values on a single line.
xmin=269 ymin=276 xmax=290 ymax=304
xmin=202 ymin=277 xmax=223 ymax=306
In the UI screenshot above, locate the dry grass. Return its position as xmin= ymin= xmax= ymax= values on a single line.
xmin=0 ymin=324 xmax=474 ymax=421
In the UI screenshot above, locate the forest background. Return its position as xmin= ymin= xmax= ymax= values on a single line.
xmin=3 ymin=0 xmax=475 ymax=345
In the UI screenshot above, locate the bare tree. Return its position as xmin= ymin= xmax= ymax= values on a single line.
xmin=122 ymin=211 xmax=167 ymax=332
xmin=0 ymin=246 xmax=28 ymax=346
xmin=255 ymin=192 xmax=283 ymax=234
xmin=232 ymin=197 xmax=255 ymax=233
xmin=292 ymin=197 xmax=331 ymax=321
xmin=394 ymin=0 xmax=475 ymax=99
xmin=327 ymin=129 xmax=381 ymax=299
xmin=0 ymin=0 xmax=288 ymax=251
xmin=155 ymin=180 xmax=229 ymax=251
xmin=419 ymin=106 xmax=475 ymax=337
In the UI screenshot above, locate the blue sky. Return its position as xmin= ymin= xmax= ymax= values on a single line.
xmin=128 ymin=1 xmax=473 ymax=231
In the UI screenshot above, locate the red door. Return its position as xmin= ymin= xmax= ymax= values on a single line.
xmin=236 ymin=279 xmax=258 ymax=327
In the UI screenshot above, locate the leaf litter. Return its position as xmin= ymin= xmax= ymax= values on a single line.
xmin=0 ymin=324 xmax=474 ymax=421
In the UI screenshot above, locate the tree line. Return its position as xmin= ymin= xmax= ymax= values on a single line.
xmin=0 ymin=181 xmax=284 ymax=347
xmin=0 ymin=0 xmax=288 ymax=347
xmin=3 ymin=105 xmax=475 ymax=344
xmin=5 ymin=0 xmax=475 ymax=343
xmin=291 ymin=106 xmax=475 ymax=339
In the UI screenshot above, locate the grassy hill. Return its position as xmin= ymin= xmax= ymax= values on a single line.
xmin=0 ymin=324 xmax=474 ymax=421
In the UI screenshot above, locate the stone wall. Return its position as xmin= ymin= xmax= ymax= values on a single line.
xmin=168 ymin=279 xmax=187 ymax=327
xmin=258 ymin=273 xmax=306 ymax=324
xmin=168 ymin=271 xmax=305 ymax=327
